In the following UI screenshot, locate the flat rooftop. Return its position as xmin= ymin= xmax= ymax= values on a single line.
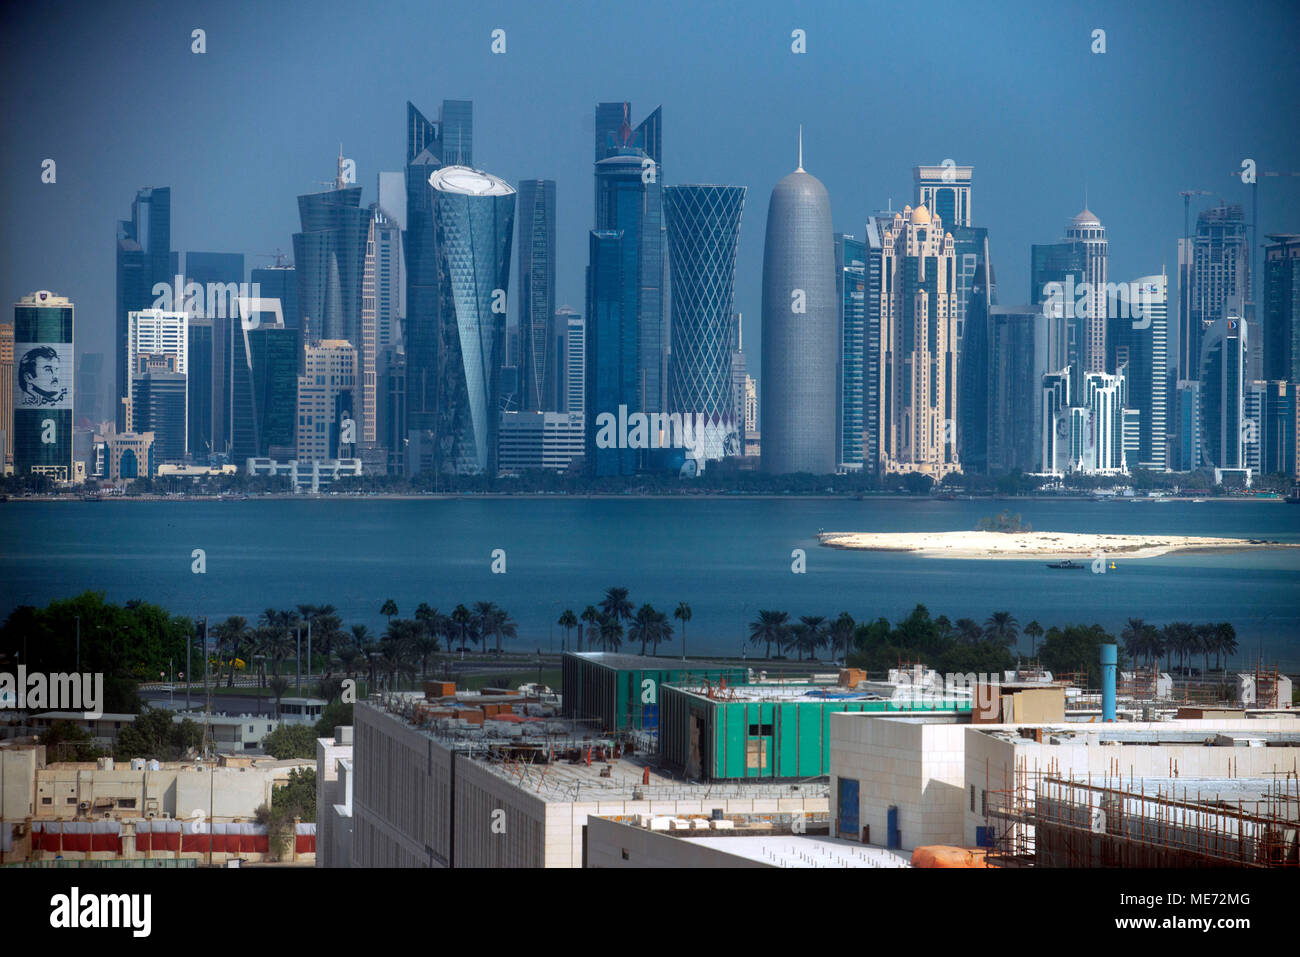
xmin=677 ymin=833 xmax=911 ymax=868
xmin=566 ymin=652 xmax=745 ymax=672
xmin=669 ymin=682 xmax=973 ymax=707
xmin=980 ymin=726 xmax=1300 ymax=746
xmin=362 ymin=696 xmax=829 ymax=804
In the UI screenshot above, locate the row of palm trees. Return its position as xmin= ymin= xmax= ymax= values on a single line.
xmin=745 ymin=609 xmax=1037 ymax=660
xmin=554 ymin=588 xmax=693 ymax=657
xmin=1120 ymin=618 xmax=1238 ymax=675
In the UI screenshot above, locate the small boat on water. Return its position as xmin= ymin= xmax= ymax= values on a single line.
xmin=1045 ymin=559 xmax=1087 ymax=569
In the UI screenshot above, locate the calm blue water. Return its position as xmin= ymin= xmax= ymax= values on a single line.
xmin=2 ymin=497 xmax=1298 ymax=667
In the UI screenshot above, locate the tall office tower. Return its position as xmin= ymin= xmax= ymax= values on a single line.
xmin=516 ymin=180 xmax=558 ymax=411
xmin=595 ymin=136 xmax=666 ymax=416
xmin=378 ymin=172 xmax=408 ymax=232
xmin=297 ymin=340 xmax=358 ymax=462
xmin=1180 ymin=203 xmax=1250 ymax=379
xmin=126 ymin=309 xmax=188 ymax=439
xmin=377 ymin=347 xmax=406 ymax=475
xmin=293 ymin=158 xmax=369 ymax=348
xmin=185 ymin=251 xmax=244 ymax=456
xmin=586 ymin=231 xmax=638 ymax=476
xmin=427 ymin=166 xmax=515 ymax=475
xmin=1031 ymin=238 xmax=1089 ymax=396
xmin=1063 ymin=209 xmax=1109 ymax=375
xmin=230 ymin=300 xmax=298 ymax=464
xmin=875 ymin=204 xmax=960 ymax=479
xmin=1110 ymin=272 xmax=1168 ymax=471
xmin=370 ymin=205 xmax=403 ymax=351
xmin=1198 ymin=315 xmax=1249 ymax=471
xmin=594 ymin=102 xmax=662 ymax=207
xmin=664 ymin=184 xmax=746 ymax=462
xmin=744 ymin=376 xmax=758 ymax=435
xmin=554 ymin=307 xmax=585 ymax=415
xmin=861 ymin=214 xmax=890 ymax=474
xmin=1039 ymin=369 xmax=1072 ymax=474
xmin=75 ymin=352 xmax=104 ymax=425
xmin=835 ymin=234 xmax=866 ymax=470
xmin=0 ymin=322 xmax=12 ymax=469
xmin=987 ymin=306 xmax=1039 ymax=473
xmin=913 ymin=164 xmax=972 ymax=230
xmin=1084 ymin=371 xmax=1127 ymax=473
xmin=250 ymin=265 xmax=298 ymax=329
xmin=1255 ymin=380 xmax=1296 ymax=476
xmin=729 ymin=313 xmax=748 ymax=450
xmin=133 ymin=354 xmax=187 ymax=463
xmin=760 ymin=139 xmax=836 ymax=475
xmin=187 ymin=319 xmax=214 ymax=461
xmin=954 ymin=231 xmax=994 ymax=474
xmin=116 ymin=187 xmax=172 ymax=431
xmin=1174 ymin=380 xmax=1202 ymax=471
xmin=13 ymin=291 xmax=74 ymax=481
xmin=404 ymin=99 xmax=472 ymax=467
xmin=1262 ymin=234 xmax=1300 ymax=383
xmin=361 ymin=212 xmax=378 ymax=446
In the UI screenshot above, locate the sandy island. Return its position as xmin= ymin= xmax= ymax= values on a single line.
xmin=818 ymin=530 xmax=1297 ymax=560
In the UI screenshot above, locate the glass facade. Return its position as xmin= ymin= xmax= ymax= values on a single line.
xmin=664 ymin=185 xmax=746 ymax=461
xmin=13 ymin=295 xmax=74 ymax=480
xmin=835 ymin=234 xmax=865 ymax=469
xmin=230 ymin=324 xmax=297 ymax=463
xmin=429 ymin=167 xmax=515 ymax=475
xmin=292 ymin=186 xmax=368 ymax=346
xmin=116 ymin=187 xmax=171 ymax=431
xmin=516 ymin=180 xmax=557 ymax=411
xmin=586 ymin=230 xmax=638 ymax=476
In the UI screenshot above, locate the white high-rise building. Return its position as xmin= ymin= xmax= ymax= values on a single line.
xmin=126 ymin=309 xmax=187 ymax=433
xmin=1063 ymin=210 xmax=1108 ymax=376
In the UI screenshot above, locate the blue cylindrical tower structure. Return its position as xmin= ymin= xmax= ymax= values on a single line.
xmin=1100 ymin=642 xmax=1117 ymax=722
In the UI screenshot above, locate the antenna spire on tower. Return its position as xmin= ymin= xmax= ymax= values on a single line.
xmin=797 ymin=125 xmax=804 ymax=172
xmin=335 ymin=144 xmax=345 ymax=190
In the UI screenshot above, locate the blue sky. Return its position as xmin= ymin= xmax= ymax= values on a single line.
xmin=2 ymin=0 xmax=1298 ymax=378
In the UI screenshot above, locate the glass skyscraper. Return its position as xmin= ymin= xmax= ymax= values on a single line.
xmin=1263 ymin=233 xmax=1300 ymax=383
xmin=1111 ymin=272 xmax=1168 ymax=471
xmin=835 ymin=234 xmax=865 ymax=470
xmin=664 ymin=185 xmax=746 ymax=463
xmin=516 ymin=179 xmax=557 ymax=412
xmin=586 ymin=230 xmax=638 ymax=476
xmin=116 ymin=187 xmax=172 ymax=431
xmin=13 ymin=291 xmax=74 ymax=481
xmin=1198 ymin=315 xmax=1248 ymax=471
xmin=1181 ymin=204 xmax=1250 ymax=381
xmin=429 ymin=166 xmax=515 ymax=475
xmin=292 ymin=181 xmax=368 ymax=347
xmin=230 ymin=302 xmax=297 ymax=463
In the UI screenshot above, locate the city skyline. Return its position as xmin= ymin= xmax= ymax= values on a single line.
xmin=5 ymin=2 xmax=1298 ymax=393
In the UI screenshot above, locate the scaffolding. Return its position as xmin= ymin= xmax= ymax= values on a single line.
xmin=984 ymin=760 xmax=1300 ymax=868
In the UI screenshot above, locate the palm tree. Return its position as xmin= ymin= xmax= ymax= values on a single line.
xmin=1023 ymin=620 xmax=1044 ymax=658
xmin=268 ymin=676 xmax=290 ymax=720
xmin=487 ymin=607 xmax=517 ymax=655
xmin=415 ymin=603 xmax=439 ymax=648
xmin=451 ymin=604 xmax=472 ymax=653
xmin=673 ymin=602 xmax=692 ymax=658
xmin=337 ymin=645 xmax=360 ymax=681
xmin=1213 ymin=622 xmax=1237 ymax=673
xmin=829 ymin=613 xmax=856 ymax=664
xmin=983 ymin=611 xmax=1019 ymax=648
xmin=798 ymin=615 xmax=827 ymax=660
xmin=651 ymin=609 xmax=672 ymax=656
xmin=350 ymin=623 xmax=370 ymax=652
xmin=579 ymin=605 xmax=600 ymax=653
xmin=598 ymin=616 xmax=624 ymax=652
xmin=749 ymin=610 xmax=790 ymax=659
xmin=630 ymin=604 xmax=656 ymax=655
xmin=472 ymin=602 xmax=497 ymax=653
xmin=558 ymin=609 xmax=578 ymax=651
xmin=1194 ymin=623 xmax=1215 ymax=675
xmin=1121 ymin=618 xmax=1148 ymax=666
xmin=380 ymin=599 xmax=398 ymax=626
xmin=954 ymin=618 xmax=983 ymax=646
xmin=600 ymin=587 xmax=633 ymax=629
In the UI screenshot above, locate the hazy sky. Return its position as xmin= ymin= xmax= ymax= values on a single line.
xmin=2 ymin=0 xmax=1298 ymax=383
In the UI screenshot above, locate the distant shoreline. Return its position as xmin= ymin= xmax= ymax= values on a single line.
xmin=819 ymin=530 xmax=1298 ymax=560
xmin=2 ymin=493 xmax=1288 ymax=504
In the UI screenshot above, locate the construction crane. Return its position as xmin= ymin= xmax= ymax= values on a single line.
xmin=254 ymin=249 xmax=290 ymax=268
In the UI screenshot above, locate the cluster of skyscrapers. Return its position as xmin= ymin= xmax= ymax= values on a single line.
xmin=3 ymin=99 xmax=1298 ymax=488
